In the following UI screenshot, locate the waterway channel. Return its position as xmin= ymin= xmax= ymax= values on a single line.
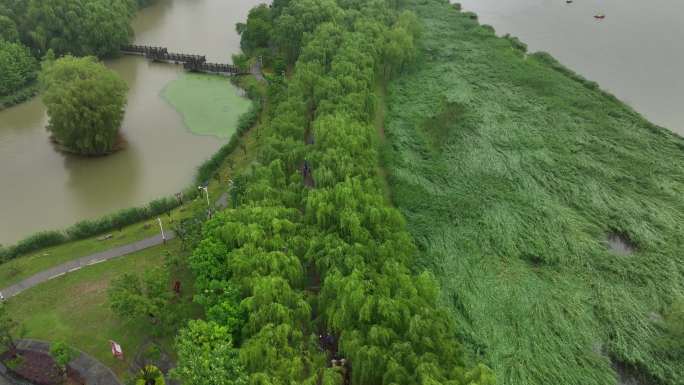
xmin=455 ymin=0 xmax=684 ymax=136
xmin=0 ymin=0 xmax=264 ymax=245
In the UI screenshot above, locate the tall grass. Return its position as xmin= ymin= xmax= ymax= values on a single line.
xmin=384 ymin=1 xmax=684 ymax=384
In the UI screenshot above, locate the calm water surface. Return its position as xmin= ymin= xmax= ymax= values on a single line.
xmin=455 ymin=0 xmax=684 ymax=135
xmin=0 ymin=0 xmax=264 ymax=244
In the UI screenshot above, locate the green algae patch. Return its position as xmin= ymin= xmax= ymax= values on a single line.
xmin=162 ymin=73 xmax=251 ymax=138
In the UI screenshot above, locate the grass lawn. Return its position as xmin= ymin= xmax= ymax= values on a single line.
xmin=5 ymin=240 xmax=197 ymax=378
xmin=384 ymin=1 xmax=684 ymax=384
xmin=0 ymin=219 xmax=163 ymax=289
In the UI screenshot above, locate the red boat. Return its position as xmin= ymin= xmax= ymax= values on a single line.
xmin=594 ymin=14 xmax=606 ymax=19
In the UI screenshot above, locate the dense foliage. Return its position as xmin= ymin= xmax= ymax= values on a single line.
xmin=108 ymin=268 xmax=178 ymax=335
xmin=171 ymin=320 xmax=247 ymax=385
xmin=49 ymin=341 xmax=77 ymax=375
xmin=0 ymin=0 xmax=138 ymax=58
xmin=182 ymin=1 xmax=494 ymax=384
xmin=40 ymin=56 xmax=128 ymax=156
xmin=383 ymin=1 xmax=684 ymax=384
xmin=0 ymin=39 xmax=37 ymax=96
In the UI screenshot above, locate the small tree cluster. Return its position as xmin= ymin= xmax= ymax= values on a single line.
xmin=49 ymin=341 xmax=77 ymax=378
xmin=108 ymin=268 xmax=177 ymax=335
xmin=40 ymin=56 xmax=128 ymax=156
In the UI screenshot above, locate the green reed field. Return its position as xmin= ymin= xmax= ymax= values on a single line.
xmin=383 ymin=1 xmax=684 ymax=384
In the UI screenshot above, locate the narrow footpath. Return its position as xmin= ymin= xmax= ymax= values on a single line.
xmin=0 ymin=232 xmax=175 ymax=299
xmin=0 ymin=339 xmax=121 ymax=385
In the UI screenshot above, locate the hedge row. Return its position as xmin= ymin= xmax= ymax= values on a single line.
xmin=0 ymin=82 xmax=39 ymax=111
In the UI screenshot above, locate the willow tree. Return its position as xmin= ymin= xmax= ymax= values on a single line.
xmin=40 ymin=56 xmax=128 ymax=156
xmin=0 ymin=39 xmax=37 ymax=96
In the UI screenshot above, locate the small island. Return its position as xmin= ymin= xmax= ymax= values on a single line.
xmin=40 ymin=56 xmax=128 ymax=156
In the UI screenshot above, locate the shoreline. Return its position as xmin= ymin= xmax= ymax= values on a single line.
xmin=0 ymin=75 xmax=262 ymax=261
xmin=0 ymin=82 xmax=40 ymax=112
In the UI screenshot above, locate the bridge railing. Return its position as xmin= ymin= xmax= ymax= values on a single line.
xmin=122 ymin=45 xmax=246 ymax=75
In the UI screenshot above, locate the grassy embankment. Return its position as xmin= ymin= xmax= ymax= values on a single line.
xmin=0 ymin=82 xmax=40 ymax=111
xmin=383 ymin=1 xmax=684 ymax=385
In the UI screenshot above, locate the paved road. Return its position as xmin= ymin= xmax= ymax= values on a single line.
xmin=0 ymin=232 xmax=175 ymax=299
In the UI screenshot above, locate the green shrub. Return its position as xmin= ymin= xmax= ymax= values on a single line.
xmin=0 ymin=231 xmax=67 ymax=262
xmin=149 ymin=197 xmax=178 ymax=216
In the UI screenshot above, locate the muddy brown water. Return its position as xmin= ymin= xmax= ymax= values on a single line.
xmin=454 ymin=0 xmax=684 ymax=136
xmin=0 ymin=0 xmax=264 ymax=245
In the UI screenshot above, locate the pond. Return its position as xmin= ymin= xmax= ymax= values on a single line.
xmin=0 ymin=0 xmax=264 ymax=245
xmin=455 ymin=0 xmax=684 ymax=136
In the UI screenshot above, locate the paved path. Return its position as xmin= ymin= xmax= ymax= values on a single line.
xmin=15 ymin=339 xmax=121 ymax=385
xmin=1 ymin=232 xmax=175 ymax=299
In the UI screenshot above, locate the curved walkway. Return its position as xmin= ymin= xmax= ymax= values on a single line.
xmin=0 ymin=232 xmax=175 ymax=299
xmin=9 ymin=339 xmax=121 ymax=385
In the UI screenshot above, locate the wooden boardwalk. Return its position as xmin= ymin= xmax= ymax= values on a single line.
xmin=121 ymin=45 xmax=248 ymax=75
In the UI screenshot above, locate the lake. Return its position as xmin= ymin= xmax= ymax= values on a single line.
xmin=455 ymin=0 xmax=684 ymax=136
xmin=0 ymin=0 xmax=264 ymax=245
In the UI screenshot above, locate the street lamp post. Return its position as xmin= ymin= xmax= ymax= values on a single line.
xmin=198 ymin=185 xmax=210 ymax=207
xmin=157 ymin=217 xmax=166 ymax=243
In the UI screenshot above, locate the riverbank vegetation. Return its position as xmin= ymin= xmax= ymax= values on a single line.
xmin=0 ymin=39 xmax=38 ymax=108
xmin=41 ymin=56 xmax=129 ymax=156
xmin=383 ymin=1 xmax=684 ymax=384
xmin=176 ymin=0 xmax=493 ymax=384
xmin=0 ymin=0 xmax=139 ymax=58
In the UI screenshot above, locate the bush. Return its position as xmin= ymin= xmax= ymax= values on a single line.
xmin=0 ymin=231 xmax=67 ymax=262
xmin=49 ymin=341 xmax=77 ymax=374
xmin=148 ymin=197 xmax=178 ymax=216
xmin=40 ymin=56 xmax=128 ymax=156
xmin=0 ymin=71 xmax=261 ymax=262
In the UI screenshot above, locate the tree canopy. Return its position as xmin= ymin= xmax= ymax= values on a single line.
xmin=0 ymin=39 xmax=37 ymax=96
xmin=40 ymin=55 xmax=128 ymax=156
xmin=180 ymin=1 xmax=495 ymax=384
xmin=108 ymin=268 xmax=175 ymax=333
xmin=0 ymin=0 xmax=138 ymax=58
xmin=172 ymin=320 xmax=247 ymax=385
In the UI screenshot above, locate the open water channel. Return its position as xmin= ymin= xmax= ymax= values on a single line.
xmin=0 ymin=0 xmax=263 ymax=244
xmin=455 ymin=0 xmax=684 ymax=136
